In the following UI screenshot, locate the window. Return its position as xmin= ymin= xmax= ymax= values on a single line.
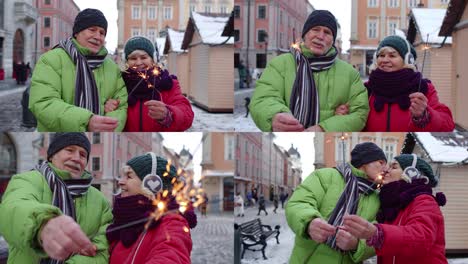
xmin=220 ymin=6 xmax=228 ymax=14
xmin=204 ymin=5 xmax=211 ymax=13
xmin=148 ymin=6 xmax=156 ymax=20
xmin=44 ymin=17 xmax=50 ymax=28
xmin=163 ymin=6 xmax=173 ymax=20
xmin=368 ymin=0 xmax=378 ymax=7
xmin=224 ymin=135 xmax=235 ymax=160
xmin=279 ymin=10 xmax=283 ymax=25
xmin=388 ymin=21 xmax=398 ymax=36
xmin=131 ymin=27 xmax=141 ymax=37
xmin=43 ymin=37 xmax=50 ymax=47
xmin=234 ymin=5 xmax=240 ymax=19
xmin=279 ymin=32 xmax=284 ymax=48
xmin=258 ymin=5 xmax=266 ymax=19
xmin=92 ymin=133 xmax=101 ymax=144
xmin=234 ymin=29 xmax=240 ymax=42
xmin=257 ymin=29 xmax=267 ymax=42
xmin=408 ymin=0 xmax=418 ymax=7
xmin=44 ymin=0 xmax=51 ymax=4
xmin=441 ymin=0 xmax=449 ymax=3
xmin=388 ymin=0 xmax=399 ymax=8
xmin=148 ymin=28 xmax=156 ymax=42
xmin=92 ymin=157 xmax=100 ymax=171
xmin=202 ymin=134 xmax=211 ymax=163
xmin=132 ymin=5 xmax=141 ymax=19
xmin=384 ymin=143 xmax=396 ymax=161
xmin=190 ymin=5 xmax=196 ymax=12
xmin=335 ymin=138 xmax=351 ymax=163
xmin=367 ymin=20 xmax=378 ymax=39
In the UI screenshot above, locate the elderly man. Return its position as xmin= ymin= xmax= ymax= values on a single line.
xmin=250 ymin=10 xmax=369 ymax=132
xmin=286 ymin=142 xmax=387 ymax=263
xmin=30 ymin=8 xmax=128 ymax=132
xmin=0 ymin=133 xmax=112 ymax=263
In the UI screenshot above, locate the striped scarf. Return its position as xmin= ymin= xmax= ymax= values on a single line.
xmin=289 ymin=45 xmax=338 ymax=128
xmin=36 ymin=161 xmax=92 ymax=264
xmin=55 ymin=37 xmax=106 ymax=115
xmin=325 ymin=163 xmax=377 ymax=251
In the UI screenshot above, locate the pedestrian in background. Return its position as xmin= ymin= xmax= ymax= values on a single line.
xmin=257 ymin=195 xmax=268 ymax=216
xmin=234 ymin=192 xmax=245 ymax=217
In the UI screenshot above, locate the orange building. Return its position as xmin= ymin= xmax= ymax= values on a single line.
xmin=349 ymin=0 xmax=450 ymax=76
xmin=314 ymin=132 xmax=406 ymax=169
xmin=117 ymin=0 xmax=181 ymax=60
xmin=36 ymin=0 xmax=80 ymax=60
xmin=201 ymin=132 xmax=235 ymax=213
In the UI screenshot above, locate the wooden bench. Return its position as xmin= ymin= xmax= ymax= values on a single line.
xmin=234 ymin=218 xmax=280 ymax=260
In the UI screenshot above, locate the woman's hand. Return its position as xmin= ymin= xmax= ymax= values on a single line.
xmin=145 ymin=100 xmax=168 ymax=120
xmin=409 ymin=92 xmax=428 ymax=117
xmin=342 ymin=214 xmax=377 ymax=240
xmin=335 ymin=103 xmax=349 ymax=116
xmin=104 ymin=99 xmax=120 ymax=113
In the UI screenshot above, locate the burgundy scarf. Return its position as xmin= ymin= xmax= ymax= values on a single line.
xmin=122 ymin=66 xmax=175 ymax=106
xmin=377 ymin=179 xmax=446 ymax=223
xmin=106 ymin=194 xmax=197 ymax=248
xmin=366 ymin=68 xmax=429 ymax=112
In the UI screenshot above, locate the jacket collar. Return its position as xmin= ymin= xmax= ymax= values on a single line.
xmin=47 ymin=162 xmax=91 ymax=180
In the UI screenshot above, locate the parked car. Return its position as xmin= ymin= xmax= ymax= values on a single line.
xmin=0 ymin=236 xmax=8 ymax=264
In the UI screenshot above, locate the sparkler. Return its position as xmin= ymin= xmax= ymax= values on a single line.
xmin=126 ymin=65 xmax=163 ymax=98
xmin=418 ymin=34 xmax=430 ymax=92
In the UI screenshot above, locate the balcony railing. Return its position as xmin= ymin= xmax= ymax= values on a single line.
xmin=14 ymin=2 xmax=38 ymax=25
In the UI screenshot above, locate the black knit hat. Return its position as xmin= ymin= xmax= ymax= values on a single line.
xmin=124 ymin=36 xmax=155 ymax=60
xmin=126 ymin=154 xmax=179 ymax=192
xmin=302 ymin=10 xmax=337 ymax=42
xmin=351 ymin=142 xmax=387 ymax=168
xmin=377 ymin=35 xmax=417 ymax=63
xmin=47 ymin=133 xmax=91 ymax=162
xmin=73 ymin=8 xmax=108 ymax=36
xmin=394 ymin=154 xmax=438 ymax=187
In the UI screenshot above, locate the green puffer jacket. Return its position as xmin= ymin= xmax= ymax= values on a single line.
xmin=0 ymin=163 xmax=113 ymax=264
xmin=250 ymin=45 xmax=369 ymax=132
xmin=286 ymin=166 xmax=380 ymax=264
xmin=29 ymin=38 xmax=128 ymax=132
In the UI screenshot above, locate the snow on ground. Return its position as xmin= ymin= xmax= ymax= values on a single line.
xmin=188 ymin=103 xmax=235 ymax=131
xmin=235 ymin=204 xmax=468 ymax=264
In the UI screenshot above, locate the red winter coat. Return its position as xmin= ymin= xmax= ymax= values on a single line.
xmin=364 ymin=82 xmax=454 ymax=132
xmin=376 ymin=195 xmax=447 ymax=264
xmin=124 ymin=79 xmax=194 ymax=131
xmin=109 ymin=213 xmax=192 ymax=264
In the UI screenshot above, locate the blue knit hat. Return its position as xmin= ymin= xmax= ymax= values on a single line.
xmin=124 ymin=36 xmax=155 ymax=60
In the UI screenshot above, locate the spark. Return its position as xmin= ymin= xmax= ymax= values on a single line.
xmin=183 ymin=226 xmax=189 ymax=233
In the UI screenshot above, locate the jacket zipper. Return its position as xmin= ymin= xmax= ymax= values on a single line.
xmin=386 ymin=103 xmax=391 ymax=131
xmin=139 ymin=100 xmax=143 ymax=131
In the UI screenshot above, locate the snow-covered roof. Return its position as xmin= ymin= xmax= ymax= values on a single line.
xmin=191 ymin=12 xmax=233 ymax=45
xmin=415 ymin=133 xmax=468 ymax=163
xmin=411 ymin=8 xmax=452 ymax=44
xmin=203 ymin=170 xmax=235 ymax=177
xmin=167 ymin=28 xmax=186 ymax=53
xmin=155 ymin=37 xmax=166 ymax=56
xmin=350 ymin=45 xmax=377 ymax=50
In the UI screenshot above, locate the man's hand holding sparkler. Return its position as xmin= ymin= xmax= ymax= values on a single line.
xmin=39 ymin=215 xmax=97 ymax=260
xmin=272 ymin=113 xmax=305 ymax=132
xmin=87 ymin=115 xmax=119 ymax=132
xmin=307 ymin=218 xmax=336 ymax=243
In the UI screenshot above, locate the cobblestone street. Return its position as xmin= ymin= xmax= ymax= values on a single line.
xmin=0 ymin=79 xmax=34 ymax=131
xmin=191 ymin=212 xmax=234 ymax=264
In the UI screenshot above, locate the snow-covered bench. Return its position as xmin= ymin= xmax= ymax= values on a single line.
xmin=235 ymin=218 xmax=280 ymax=260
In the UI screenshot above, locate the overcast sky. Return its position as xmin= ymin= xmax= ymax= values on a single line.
xmin=274 ymin=133 xmax=315 ymax=181
xmin=74 ymin=0 xmax=352 ymax=53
